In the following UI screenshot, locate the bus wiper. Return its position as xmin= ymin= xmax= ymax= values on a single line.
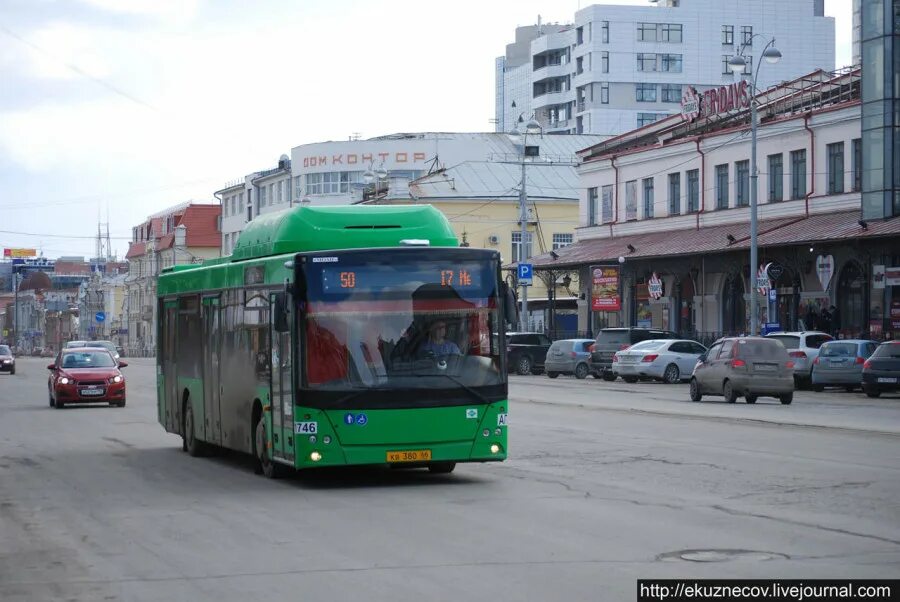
xmin=333 ymin=386 xmax=394 ymax=407
xmin=426 ymin=373 xmax=491 ymax=405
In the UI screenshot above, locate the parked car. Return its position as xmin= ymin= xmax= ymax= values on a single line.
xmin=47 ymin=348 xmax=128 ymax=409
xmin=30 ymin=347 xmax=44 ymax=357
xmin=811 ymin=339 xmax=879 ymax=392
xmin=65 ymin=340 xmax=87 ymax=349
xmin=84 ymin=340 xmax=120 ymax=361
xmin=505 ymin=332 xmax=553 ymax=375
xmin=613 ymin=339 xmax=707 ymax=384
xmin=861 ymin=341 xmax=900 ymax=398
xmin=765 ymin=331 xmax=833 ymax=388
xmin=545 ymin=339 xmax=595 ymax=379
xmin=0 ymin=345 xmax=15 ymax=375
xmin=116 ymin=345 xmax=126 ymax=358
xmin=40 ymin=347 xmax=55 ymax=358
xmin=589 ymin=327 xmax=679 ymax=381
xmin=690 ymin=336 xmax=794 ymax=404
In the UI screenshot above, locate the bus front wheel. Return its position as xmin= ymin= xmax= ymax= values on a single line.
xmin=428 ymin=462 xmax=456 ymax=474
xmin=255 ymin=418 xmax=285 ymax=479
xmin=183 ymin=401 xmax=206 ymax=457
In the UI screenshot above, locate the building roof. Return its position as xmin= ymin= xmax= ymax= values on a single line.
xmin=156 ymin=205 xmax=221 ymax=250
xmin=530 ymin=210 xmax=900 ymax=269
xmin=410 ymin=160 xmax=580 ymax=202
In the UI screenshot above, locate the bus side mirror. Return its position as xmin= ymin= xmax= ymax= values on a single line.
xmin=501 ymin=282 xmax=518 ymax=329
xmin=273 ymin=292 xmax=290 ymax=332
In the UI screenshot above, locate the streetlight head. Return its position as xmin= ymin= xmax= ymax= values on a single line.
xmin=728 ymin=54 xmax=747 ymax=73
xmin=509 ymin=125 xmax=522 ymax=138
xmin=525 ymin=117 xmax=542 ymax=135
xmin=762 ymin=45 xmax=782 ymax=64
xmin=362 ymin=169 xmax=375 ymax=184
xmin=374 ymin=166 xmax=388 ymax=180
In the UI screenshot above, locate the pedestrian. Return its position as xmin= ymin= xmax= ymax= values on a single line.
xmin=819 ymin=307 xmax=832 ymax=334
xmin=829 ymin=304 xmax=840 ymax=336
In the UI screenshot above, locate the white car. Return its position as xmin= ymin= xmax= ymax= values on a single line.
xmin=613 ymin=339 xmax=707 ymax=384
xmin=765 ymin=331 xmax=833 ymax=388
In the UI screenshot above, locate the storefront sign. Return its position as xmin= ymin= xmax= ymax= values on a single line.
xmin=3 ymin=248 xmax=36 ymax=258
xmin=815 ymin=255 xmax=834 ymax=291
xmin=591 ymin=266 xmax=621 ymax=312
xmin=680 ymin=80 xmax=750 ymax=122
xmin=891 ymin=300 xmax=900 ymax=330
xmin=301 ymin=151 xmax=428 ymax=168
xmin=884 ymin=266 xmax=900 ymax=287
xmin=648 ymin=272 xmax=663 ymax=300
xmin=873 ymin=265 xmax=885 ymax=289
xmin=766 ymin=262 xmax=784 ymax=281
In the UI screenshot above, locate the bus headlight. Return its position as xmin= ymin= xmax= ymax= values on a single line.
xmin=308 ymin=435 xmax=317 ymax=444
xmin=482 ymin=429 xmax=490 ymax=437
xmin=490 ymin=444 xmax=501 ymax=454
xmin=323 ymin=436 xmax=331 ymax=444
xmin=310 ymin=451 xmax=322 ymax=462
xmin=494 ymin=428 xmax=502 ymax=436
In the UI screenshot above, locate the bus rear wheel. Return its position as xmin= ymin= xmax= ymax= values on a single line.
xmin=428 ymin=462 xmax=456 ymax=474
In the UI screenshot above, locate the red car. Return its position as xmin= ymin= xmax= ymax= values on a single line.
xmin=48 ymin=348 xmax=128 ymax=409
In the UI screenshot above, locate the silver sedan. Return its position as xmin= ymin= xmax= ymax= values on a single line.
xmin=613 ymin=339 xmax=707 ymax=384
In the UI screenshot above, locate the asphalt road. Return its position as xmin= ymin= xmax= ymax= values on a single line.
xmin=1 ymin=358 xmax=899 ymax=601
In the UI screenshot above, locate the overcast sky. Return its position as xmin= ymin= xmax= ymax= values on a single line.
xmin=0 ymin=0 xmax=853 ymax=259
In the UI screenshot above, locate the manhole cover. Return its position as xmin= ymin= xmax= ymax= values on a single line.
xmin=658 ymin=549 xmax=789 ymax=563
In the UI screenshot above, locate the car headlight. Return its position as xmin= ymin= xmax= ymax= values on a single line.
xmin=112 ymin=375 xmax=123 ymax=383
xmin=58 ymin=377 xmax=70 ymax=385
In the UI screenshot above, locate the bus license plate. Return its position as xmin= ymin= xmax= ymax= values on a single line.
xmin=386 ymin=450 xmax=432 ymax=463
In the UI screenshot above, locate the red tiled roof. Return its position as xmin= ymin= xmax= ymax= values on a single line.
xmin=531 ymin=210 xmax=900 ymax=269
xmin=125 ymin=241 xmax=147 ymax=259
xmin=180 ymin=205 xmax=221 ymax=247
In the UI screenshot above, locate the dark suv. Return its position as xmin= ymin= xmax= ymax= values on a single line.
xmin=505 ymin=332 xmax=553 ymax=375
xmin=590 ymin=327 xmax=678 ymax=380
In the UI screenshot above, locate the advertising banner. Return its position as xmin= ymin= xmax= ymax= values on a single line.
xmin=591 ymin=265 xmax=621 ymax=311
xmin=3 ymin=248 xmax=36 ymax=258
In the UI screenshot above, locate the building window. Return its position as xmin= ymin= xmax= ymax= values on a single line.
xmin=576 ymin=26 xmax=584 ymax=45
xmin=668 ymin=172 xmax=681 ymax=215
xmin=600 ymin=82 xmax=609 ymax=104
xmin=827 ymin=142 xmax=844 ymax=194
xmin=601 ymin=21 xmax=609 ymax=43
xmin=625 ymin=179 xmax=638 ymax=221
xmin=637 ymin=112 xmax=664 ymax=127
xmin=768 ymin=153 xmax=783 ymax=201
xmin=744 ymin=55 xmax=753 ymax=75
xmin=637 ymin=53 xmax=657 ymax=72
xmin=736 ymin=160 xmax=750 ymax=206
xmin=277 ymin=181 xmax=284 ymax=203
xmin=637 ymin=22 xmax=657 ymax=42
xmin=791 ymin=149 xmax=807 ymax=200
xmin=686 ymin=169 xmax=699 ymax=213
xmin=295 ymin=176 xmax=302 ymax=200
xmin=660 ymin=23 xmax=682 ymax=42
xmin=588 ymin=186 xmax=598 ymax=225
xmin=741 ymin=25 xmax=753 ymax=45
xmin=642 ymin=177 xmax=654 ymax=218
xmin=268 ymin=183 xmax=275 ymax=205
xmin=511 ymin=231 xmax=533 ymax=262
xmin=722 ymin=55 xmax=733 ymax=74
xmin=636 ymin=83 xmax=657 ymax=102
xmin=246 ymin=204 xmax=252 ymax=222
xmin=552 ymin=233 xmax=573 ymax=250
xmin=722 ymin=25 xmax=734 ymax=45
xmin=601 ymin=185 xmax=614 ymax=223
xmin=661 ymin=83 xmax=682 ymax=102
xmin=259 ymin=186 xmax=267 ymax=206
xmin=715 ymin=164 xmax=729 ymax=209
xmin=852 ymin=138 xmax=862 ymax=192
xmin=601 ymin=51 xmax=609 ymax=73
xmin=660 ymin=54 xmax=682 ymax=72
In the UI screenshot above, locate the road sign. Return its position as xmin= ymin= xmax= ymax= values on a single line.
xmin=517 ymin=263 xmax=533 ymax=286
xmin=95 ymin=312 xmax=106 ymax=323
xmin=768 ymin=288 xmax=777 ymax=302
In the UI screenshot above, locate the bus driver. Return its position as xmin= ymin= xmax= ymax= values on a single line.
xmin=420 ymin=320 xmax=461 ymax=357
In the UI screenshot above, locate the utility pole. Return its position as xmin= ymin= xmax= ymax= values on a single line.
xmin=519 ymin=160 xmax=529 ymax=332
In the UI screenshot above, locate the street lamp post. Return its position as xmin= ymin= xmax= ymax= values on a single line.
xmin=509 ymin=112 xmax=543 ymax=332
xmin=362 ymin=165 xmax=388 ymax=202
xmin=728 ymin=38 xmax=782 ymax=336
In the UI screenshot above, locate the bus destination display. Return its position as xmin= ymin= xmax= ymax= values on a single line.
xmin=320 ymin=263 xmax=488 ymax=294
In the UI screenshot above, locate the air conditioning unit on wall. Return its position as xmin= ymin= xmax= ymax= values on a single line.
xmin=487 ymin=234 xmax=500 ymax=245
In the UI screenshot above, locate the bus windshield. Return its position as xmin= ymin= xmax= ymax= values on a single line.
xmin=303 ymin=253 xmax=504 ymax=395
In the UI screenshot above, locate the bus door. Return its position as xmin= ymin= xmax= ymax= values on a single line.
xmin=162 ymin=299 xmax=179 ymax=432
xmin=202 ymin=296 xmax=222 ymax=445
xmin=270 ymin=291 xmax=294 ymax=462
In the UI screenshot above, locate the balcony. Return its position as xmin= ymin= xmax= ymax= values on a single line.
xmin=532 ymin=62 xmax=571 ymax=80
xmin=531 ymin=31 xmax=575 ymax=56
xmin=532 ymin=90 xmax=573 ymax=110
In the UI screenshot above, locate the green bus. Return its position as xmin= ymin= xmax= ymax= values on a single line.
xmin=157 ymin=204 xmax=514 ymax=477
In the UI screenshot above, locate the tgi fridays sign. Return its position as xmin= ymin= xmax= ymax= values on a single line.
xmin=301 ymin=151 xmax=428 ymax=168
xmin=681 ymin=80 xmax=751 ymax=122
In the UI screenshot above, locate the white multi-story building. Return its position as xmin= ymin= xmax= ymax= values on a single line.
xmin=496 ymin=0 xmax=835 ymax=136
xmin=218 ymin=133 xmax=608 ymax=254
